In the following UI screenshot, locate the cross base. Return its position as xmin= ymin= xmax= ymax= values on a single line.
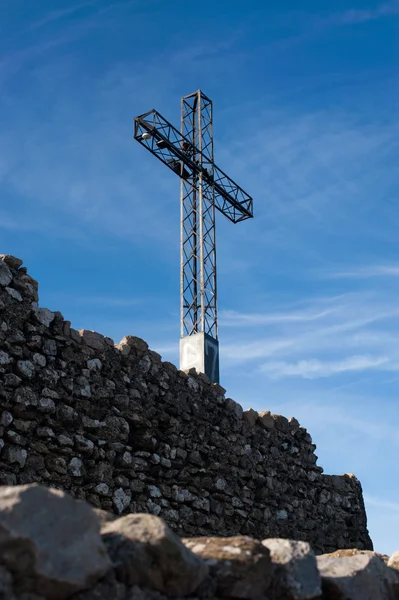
xmin=180 ymin=332 xmax=220 ymax=384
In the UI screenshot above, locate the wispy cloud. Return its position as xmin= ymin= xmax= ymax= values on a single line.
xmin=82 ymin=296 xmax=146 ymax=307
xmin=152 ymin=343 xmax=178 ymax=357
xmin=222 ymin=339 xmax=295 ymax=360
xmin=220 ymin=306 xmax=340 ymax=327
xmin=327 ymin=265 xmax=399 ymax=279
xmin=216 ymin=106 xmax=398 ymax=255
xmin=218 ymin=288 xmax=399 ymax=382
xmin=364 ymin=495 xmax=399 ymax=513
xmin=1 ymin=0 xmax=154 ymax=84
xmin=26 ymin=0 xmax=102 ymax=31
xmin=319 ymin=2 xmax=399 ymax=27
xmin=260 ymin=355 xmax=391 ymax=379
xmin=243 ymin=2 xmax=399 ymax=70
xmin=268 ymin=395 xmax=399 ymax=445
xmin=47 ymin=294 xmax=148 ymax=308
xmin=0 ymin=209 xmax=92 ymax=246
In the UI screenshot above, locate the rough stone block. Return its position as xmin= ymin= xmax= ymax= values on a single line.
xmin=262 ymin=538 xmax=321 ymax=599
xmin=258 ymin=410 xmax=275 ymax=430
xmin=0 ymin=255 xmax=23 ymax=269
xmin=79 ymin=330 xmax=107 ymax=352
xmin=0 ymin=484 xmax=110 ymax=600
xmin=101 ymin=513 xmax=208 ymax=596
xmin=243 ymin=408 xmax=258 ymax=426
xmin=184 ymin=535 xmax=272 ymax=600
xmin=32 ymin=307 xmax=55 ymax=328
xmin=388 ymin=550 xmax=399 ymax=570
xmin=0 ymin=262 xmax=12 ymax=287
xmin=317 ymin=551 xmax=399 ymax=600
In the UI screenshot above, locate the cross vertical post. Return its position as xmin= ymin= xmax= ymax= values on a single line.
xmin=180 ymin=91 xmax=219 ymax=382
xmin=133 ymin=90 xmax=253 ymax=384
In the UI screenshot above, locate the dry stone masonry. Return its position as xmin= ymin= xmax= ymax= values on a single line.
xmin=0 ymin=483 xmax=398 ymax=600
xmin=0 ymin=254 xmax=373 ymax=557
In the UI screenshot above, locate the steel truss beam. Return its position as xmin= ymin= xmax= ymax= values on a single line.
xmin=134 ymin=107 xmax=253 ymax=224
xmin=180 ymin=91 xmax=217 ymax=338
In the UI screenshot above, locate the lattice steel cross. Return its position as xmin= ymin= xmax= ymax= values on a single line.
xmin=134 ymin=90 xmax=253 ymax=383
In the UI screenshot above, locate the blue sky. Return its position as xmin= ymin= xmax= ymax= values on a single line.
xmin=1 ymin=0 xmax=398 ymax=553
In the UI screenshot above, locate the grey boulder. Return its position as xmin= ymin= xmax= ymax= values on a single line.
xmin=317 ymin=550 xmax=399 ymax=600
xmin=101 ymin=513 xmax=208 ymax=596
xmin=262 ymin=538 xmax=321 ymax=599
xmin=184 ymin=535 xmax=273 ymax=599
xmin=0 ymin=484 xmax=111 ymax=600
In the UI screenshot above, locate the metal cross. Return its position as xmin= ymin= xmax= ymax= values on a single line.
xmin=134 ymin=90 xmax=253 ymax=383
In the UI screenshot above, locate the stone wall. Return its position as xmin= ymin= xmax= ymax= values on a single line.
xmin=0 ymin=254 xmax=373 ymax=554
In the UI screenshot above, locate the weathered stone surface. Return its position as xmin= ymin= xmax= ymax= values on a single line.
xmin=0 ymin=350 xmax=12 ymax=365
xmin=0 ymin=254 xmax=23 ymax=269
xmin=258 ymin=410 xmax=275 ymax=430
xmin=388 ymin=549 xmax=399 ymax=570
xmin=120 ymin=335 xmax=149 ymax=352
xmin=273 ymin=414 xmax=289 ymax=433
xmin=94 ymin=508 xmax=118 ymax=527
xmin=243 ymin=408 xmax=258 ymax=426
xmin=183 ymin=536 xmax=272 ymax=599
xmin=17 ymin=359 xmax=35 ymax=378
xmin=6 ymin=286 xmax=23 ymax=302
xmin=317 ymin=551 xmax=399 ymax=600
xmin=33 ymin=307 xmax=55 ymax=328
xmin=101 ymin=513 xmax=208 ymax=595
xmin=327 ymin=548 xmax=390 ymax=561
xmin=262 ymin=538 xmax=321 ymax=599
xmin=0 ymin=564 xmax=15 ymax=599
xmin=0 ymin=484 xmax=111 ymax=599
xmin=0 ymin=261 xmax=12 ymax=286
xmin=4 ymin=445 xmax=28 ymax=467
xmin=70 ymin=571 xmax=126 ymax=600
xmin=79 ymin=330 xmax=107 ymax=351
xmin=113 ymin=488 xmax=131 ymax=514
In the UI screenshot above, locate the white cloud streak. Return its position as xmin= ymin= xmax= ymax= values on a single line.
xmin=260 ymin=355 xmax=391 ymax=379
xmin=262 ymin=395 xmax=399 ymax=447
xmin=49 ymin=294 xmax=149 ymax=308
xmin=328 ymin=265 xmax=399 ymax=279
xmin=222 ymin=339 xmax=295 ymax=361
xmin=220 ymin=288 xmax=399 ymax=380
xmin=26 ymin=0 xmax=103 ymax=31
xmin=364 ymin=495 xmax=399 ymax=513
xmin=320 ymin=2 xmax=399 ymax=27
xmin=220 ymin=307 xmax=340 ymax=327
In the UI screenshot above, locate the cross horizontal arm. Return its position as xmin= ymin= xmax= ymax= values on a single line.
xmin=134 ymin=109 xmax=253 ymax=223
